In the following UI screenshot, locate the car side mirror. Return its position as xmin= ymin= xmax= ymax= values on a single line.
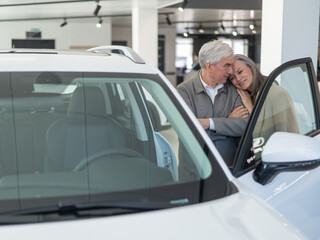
xmin=253 ymin=132 xmax=320 ymax=185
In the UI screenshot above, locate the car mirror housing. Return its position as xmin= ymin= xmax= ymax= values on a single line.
xmin=253 ymin=132 xmax=320 ymax=185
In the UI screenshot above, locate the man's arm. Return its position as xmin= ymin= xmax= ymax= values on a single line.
xmin=212 ymin=91 xmax=249 ymax=137
xmin=212 ymin=117 xmax=248 ymax=136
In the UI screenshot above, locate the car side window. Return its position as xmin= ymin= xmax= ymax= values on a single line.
xmin=278 ymin=65 xmax=317 ymax=134
xmin=253 ymin=63 xmax=317 ymax=160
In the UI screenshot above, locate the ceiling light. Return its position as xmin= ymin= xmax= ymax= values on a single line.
xmin=166 ymin=14 xmax=172 ymax=26
xmin=232 ymin=29 xmax=238 ymax=36
xmin=214 ymin=30 xmax=220 ymax=35
xmin=178 ymin=0 xmax=189 ymax=12
xmin=60 ymin=18 xmax=67 ymax=27
xmin=233 ymin=19 xmax=237 ymax=27
xmin=250 ymin=10 xmax=255 ymax=18
xmin=94 ymin=0 xmax=101 ymax=16
xmin=183 ymin=32 xmax=189 ymax=37
xmin=249 ymin=24 xmax=255 ymax=30
xmin=96 ymin=17 xmax=102 ymax=28
xmin=252 ymin=29 xmax=257 ymax=34
xmin=198 ymin=23 xmax=204 ymax=33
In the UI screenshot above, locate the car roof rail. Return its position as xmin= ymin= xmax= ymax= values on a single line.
xmin=87 ymin=45 xmax=145 ymax=64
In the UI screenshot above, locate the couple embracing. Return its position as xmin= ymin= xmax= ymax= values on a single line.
xmin=177 ymin=40 xmax=298 ymax=170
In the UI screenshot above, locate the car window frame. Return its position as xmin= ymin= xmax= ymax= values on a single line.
xmin=232 ymin=57 xmax=320 ymax=177
xmin=127 ymin=72 xmax=239 ymax=201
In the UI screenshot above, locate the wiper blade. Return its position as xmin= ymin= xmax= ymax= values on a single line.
xmin=0 ymin=199 xmax=187 ymax=217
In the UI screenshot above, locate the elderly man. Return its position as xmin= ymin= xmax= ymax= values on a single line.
xmin=177 ymin=40 xmax=248 ymax=169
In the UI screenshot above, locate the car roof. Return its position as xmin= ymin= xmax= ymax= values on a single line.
xmin=0 ymin=48 xmax=158 ymax=74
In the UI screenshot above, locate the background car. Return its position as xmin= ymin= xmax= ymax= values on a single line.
xmin=0 ymin=47 xmax=309 ymax=239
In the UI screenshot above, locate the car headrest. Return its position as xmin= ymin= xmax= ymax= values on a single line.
xmin=67 ymin=86 xmax=107 ymax=120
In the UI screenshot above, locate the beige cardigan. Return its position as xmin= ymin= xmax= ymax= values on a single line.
xmin=253 ymin=83 xmax=299 ymax=150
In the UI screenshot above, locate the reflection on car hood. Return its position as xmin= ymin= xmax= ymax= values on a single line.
xmin=0 ymin=190 xmax=306 ymax=240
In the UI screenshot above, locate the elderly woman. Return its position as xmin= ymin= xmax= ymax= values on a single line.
xmin=229 ymin=54 xmax=299 ymax=155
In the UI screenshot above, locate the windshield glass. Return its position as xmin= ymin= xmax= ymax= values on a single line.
xmin=0 ymin=72 xmax=225 ymax=217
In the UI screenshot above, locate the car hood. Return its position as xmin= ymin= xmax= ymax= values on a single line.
xmin=0 ymin=183 xmax=306 ymax=240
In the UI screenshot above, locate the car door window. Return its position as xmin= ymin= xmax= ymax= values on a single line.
xmin=234 ymin=58 xmax=320 ymax=174
xmin=279 ymin=64 xmax=317 ymax=134
xmin=253 ymin=63 xmax=317 ymax=159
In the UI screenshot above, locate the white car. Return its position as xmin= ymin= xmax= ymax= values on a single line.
xmin=0 ymin=47 xmax=311 ymax=239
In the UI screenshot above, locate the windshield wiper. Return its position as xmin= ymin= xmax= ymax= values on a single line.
xmin=0 ymin=199 xmax=188 ymax=218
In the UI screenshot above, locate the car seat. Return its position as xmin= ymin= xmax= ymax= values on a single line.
xmin=44 ymin=86 xmax=126 ymax=172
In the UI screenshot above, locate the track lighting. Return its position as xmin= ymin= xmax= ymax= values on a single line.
xmin=198 ymin=23 xmax=204 ymax=33
xmin=178 ymin=0 xmax=189 ymax=12
xmin=220 ymin=21 xmax=225 ymax=31
xmin=232 ymin=29 xmax=238 ymax=36
xmin=93 ymin=0 xmax=101 ymax=16
xmin=166 ymin=14 xmax=172 ymax=26
xmin=60 ymin=18 xmax=67 ymax=27
xmin=96 ymin=17 xmax=102 ymax=28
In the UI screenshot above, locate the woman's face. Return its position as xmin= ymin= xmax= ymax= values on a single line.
xmin=230 ymin=60 xmax=253 ymax=91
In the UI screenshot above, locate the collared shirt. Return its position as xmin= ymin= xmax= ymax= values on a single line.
xmin=200 ymin=72 xmax=224 ymax=130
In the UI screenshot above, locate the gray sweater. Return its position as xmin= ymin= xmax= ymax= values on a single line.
xmin=177 ymin=71 xmax=248 ymax=167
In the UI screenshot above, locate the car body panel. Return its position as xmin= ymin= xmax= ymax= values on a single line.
xmin=0 ymin=188 xmax=306 ymax=240
xmin=239 ymin=166 xmax=320 ymax=239
xmin=0 ymin=50 xmax=157 ymax=74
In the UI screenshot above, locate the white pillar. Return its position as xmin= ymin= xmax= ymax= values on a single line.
xmin=103 ymin=18 xmax=112 ymax=45
xmin=132 ymin=7 xmax=158 ymax=67
xmin=260 ymin=0 xmax=320 ymax=75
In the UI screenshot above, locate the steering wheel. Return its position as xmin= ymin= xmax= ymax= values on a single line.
xmin=73 ymin=148 xmax=144 ymax=172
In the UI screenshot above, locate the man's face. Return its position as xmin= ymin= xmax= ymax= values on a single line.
xmin=208 ymin=55 xmax=234 ymax=85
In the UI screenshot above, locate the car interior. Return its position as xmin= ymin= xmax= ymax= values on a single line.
xmin=0 ymin=71 xmax=212 ymax=202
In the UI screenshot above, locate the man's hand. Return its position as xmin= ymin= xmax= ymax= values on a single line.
xmin=198 ymin=118 xmax=210 ymax=130
xmin=228 ymin=106 xmax=249 ymax=118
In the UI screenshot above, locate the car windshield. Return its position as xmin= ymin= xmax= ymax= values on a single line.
xmin=0 ymin=71 xmax=226 ymax=218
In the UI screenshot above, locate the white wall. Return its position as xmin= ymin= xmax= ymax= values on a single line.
xmin=0 ymin=20 xmax=111 ymax=50
xmin=260 ymin=0 xmax=320 ymax=75
xmin=112 ymin=26 xmax=132 ymax=47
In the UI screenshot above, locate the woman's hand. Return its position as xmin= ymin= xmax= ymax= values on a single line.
xmin=237 ymin=89 xmax=253 ymax=114
xmin=228 ymin=106 xmax=249 ymax=118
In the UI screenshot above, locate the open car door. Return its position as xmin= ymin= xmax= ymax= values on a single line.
xmin=234 ymin=58 xmax=320 ymax=240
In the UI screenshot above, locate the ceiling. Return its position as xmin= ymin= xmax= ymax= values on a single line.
xmin=0 ymin=0 xmax=262 ymax=35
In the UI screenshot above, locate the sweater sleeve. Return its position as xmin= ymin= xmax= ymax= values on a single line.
xmin=212 ymin=87 xmax=248 ymax=137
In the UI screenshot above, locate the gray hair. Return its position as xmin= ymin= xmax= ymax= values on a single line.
xmin=198 ymin=40 xmax=234 ymax=69
xmin=233 ymin=54 xmax=266 ymax=101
